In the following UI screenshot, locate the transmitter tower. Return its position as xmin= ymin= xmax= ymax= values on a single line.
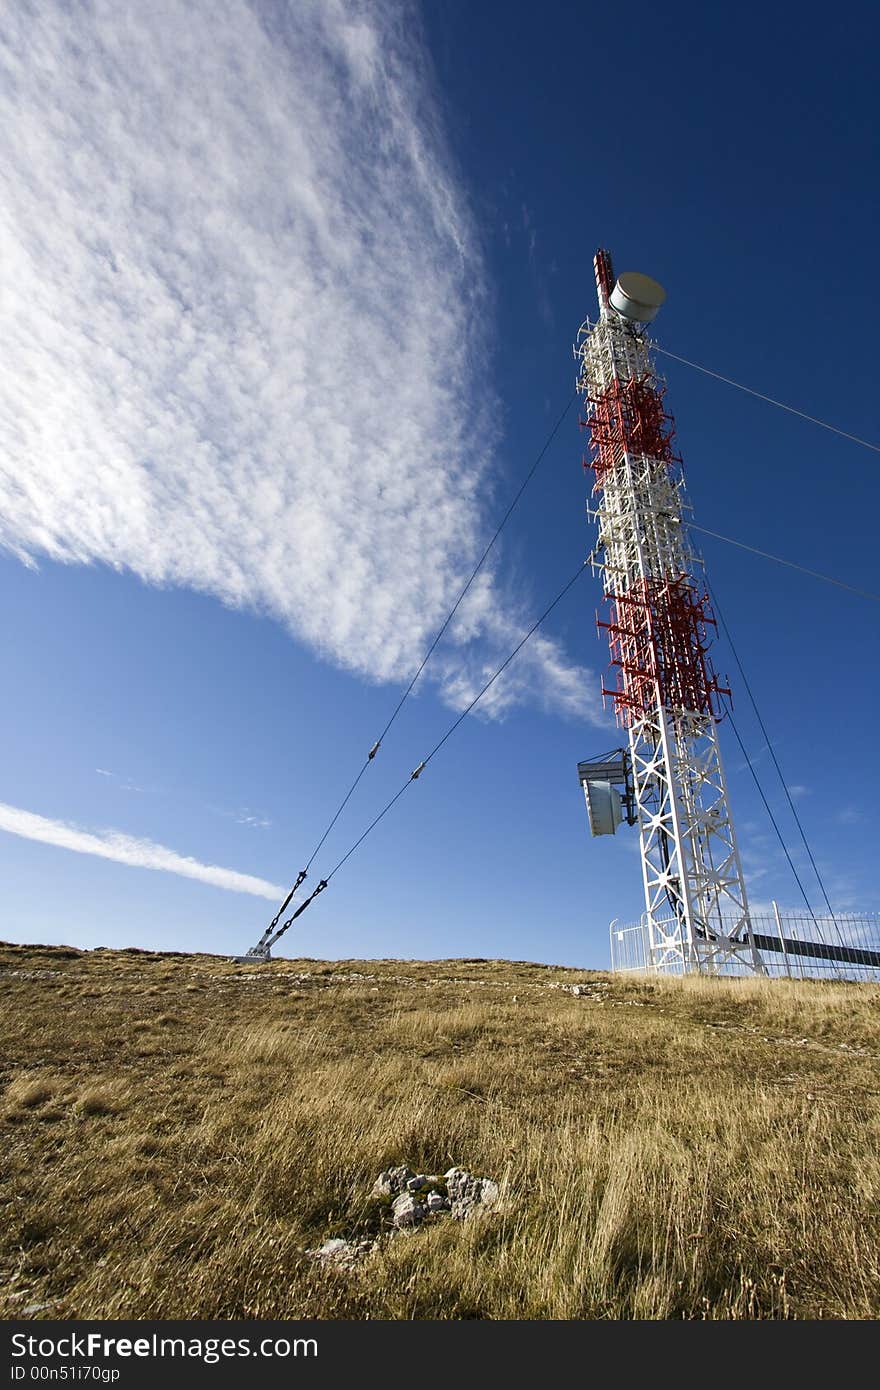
xmin=576 ymin=249 xmax=763 ymax=975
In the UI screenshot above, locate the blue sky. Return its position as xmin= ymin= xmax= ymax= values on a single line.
xmin=1 ymin=0 xmax=877 ymax=966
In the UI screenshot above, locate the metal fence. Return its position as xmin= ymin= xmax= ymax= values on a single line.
xmin=610 ymin=905 xmax=880 ymax=983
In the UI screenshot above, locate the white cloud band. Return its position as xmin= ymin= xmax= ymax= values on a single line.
xmin=0 ymin=801 xmax=285 ymax=901
xmin=0 ymin=0 xmax=601 ymax=723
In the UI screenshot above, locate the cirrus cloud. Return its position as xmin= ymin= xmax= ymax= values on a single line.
xmin=0 ymin=800 xmax=285 ymax=901
xmin=0 ymin=0 xmax=600 ymax=721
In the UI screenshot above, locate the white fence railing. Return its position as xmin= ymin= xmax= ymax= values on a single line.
xmin=610 ymin=906 xmax=880 ymax=983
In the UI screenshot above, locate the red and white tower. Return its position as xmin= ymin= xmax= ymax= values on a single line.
xmin=576 ymin=248 xmax=764 ymax=975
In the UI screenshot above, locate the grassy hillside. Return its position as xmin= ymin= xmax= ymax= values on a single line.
xmin=1 ymin=941 xmax=878 ymax=1320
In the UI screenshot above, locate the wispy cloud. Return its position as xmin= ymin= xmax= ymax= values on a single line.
xmin=520 ymin=201 xmax=554 ymax=328
xmin=94 ymin=768 xmax=142 ymax=793
xmin=0 ymin=0 xmax=599 ymax=723
xmin=235 ymin=809 xmax=273 ymax=830
xmin=0 ymin=801 xmax=284 ymax=901
xmin=732 ymin=742 xmax=773 ymax=775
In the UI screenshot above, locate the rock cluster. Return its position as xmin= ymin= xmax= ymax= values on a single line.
xmin=372 ymin=1164 xmax=499 ymax=1228
xmin=305 ymin=1162 xmax=502 ymax=1269
xmin=546 ymin=980 xmax=610 ymax=1001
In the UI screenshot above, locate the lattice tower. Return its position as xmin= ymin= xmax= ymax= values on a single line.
xmin=576 ymin=248 xmax=764 ymax=974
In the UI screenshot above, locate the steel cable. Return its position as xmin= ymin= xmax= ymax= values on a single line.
xmin=259 ymin=557 xmax=590 ymax=951
xmin=259 ymin=393 xmax=578 ymax=936
xmin=688 ymin=524 xmax=880 ymax=604
xmin=709 ymin=584 xmax=847 ymax=946
xmin=655 ymin=345 xmax=880 ymax=455
xmin=324 ymin=558 xmax=590 ymax=882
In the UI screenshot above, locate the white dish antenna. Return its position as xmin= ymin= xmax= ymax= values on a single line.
xmin=609 ymin=271 xmax=666 ymax=323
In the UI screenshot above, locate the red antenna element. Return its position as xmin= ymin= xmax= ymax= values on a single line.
xmin=598 ymin=578 xmax=729 ymax=725
xmin=593 ymin=247 xmax=615 ymax=312
xmin=585 ymin=377 xmax=680 ymax=489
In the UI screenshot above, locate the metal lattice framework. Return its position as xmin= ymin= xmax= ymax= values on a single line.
xmin=576 ymin=249 xmax=764 ymax=975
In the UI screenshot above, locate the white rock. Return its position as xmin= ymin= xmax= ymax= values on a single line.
xmin=387 ymin=1165 xmax=416 ymax=1192
xmin=478 ymin=1178 xmax=500 ymax=1208
xmin=307 ymin=1237 xmax=373 ymax=1266
xmin=371 ymin=1172 xmax=394 ymax=1198
xmin=446 ymin=1168 xmax=478 ymax=1202
xmin=391 ymin=1192 xmax=425 ymax=1228
xmin=444 ymin=1167 xmax=470 ymax=1199
xmin=315 ymin=1238 xmax=350 ymax=1260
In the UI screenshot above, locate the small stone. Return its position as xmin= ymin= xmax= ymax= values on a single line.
xmin=444 ymin=1167 xmax=471 ymax=1201
xmin=386 ymin=1165 xmax=416 ymax=1194
xmin=371 ymin=1172 xmax=394 ymax=1198
xmin=314 ymin=1238 xmax=350 ymax=1260
xmin=307 ymin=1236 xmax=372 ymax=1267
xmin=391 ymin=1192 xmax=425 ymax=1229
xmin=406 ymin=1173 xmax=431 ymax=1192
xmin=478 ymin=1178 xmax=500 ymax=1208
xmin=427 ymin=1192 xmax=448 ymax=1212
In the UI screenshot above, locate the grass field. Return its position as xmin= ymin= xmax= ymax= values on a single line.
xmin=2 ymin=940 xmax=879 ymax=1320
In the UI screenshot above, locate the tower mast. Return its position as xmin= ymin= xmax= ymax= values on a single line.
xmin=576 ymin=249 xmax=763 ymax=975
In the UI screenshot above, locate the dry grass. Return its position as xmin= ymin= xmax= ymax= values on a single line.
xmin=1 ymin=942 xmax=878 ymax=1319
